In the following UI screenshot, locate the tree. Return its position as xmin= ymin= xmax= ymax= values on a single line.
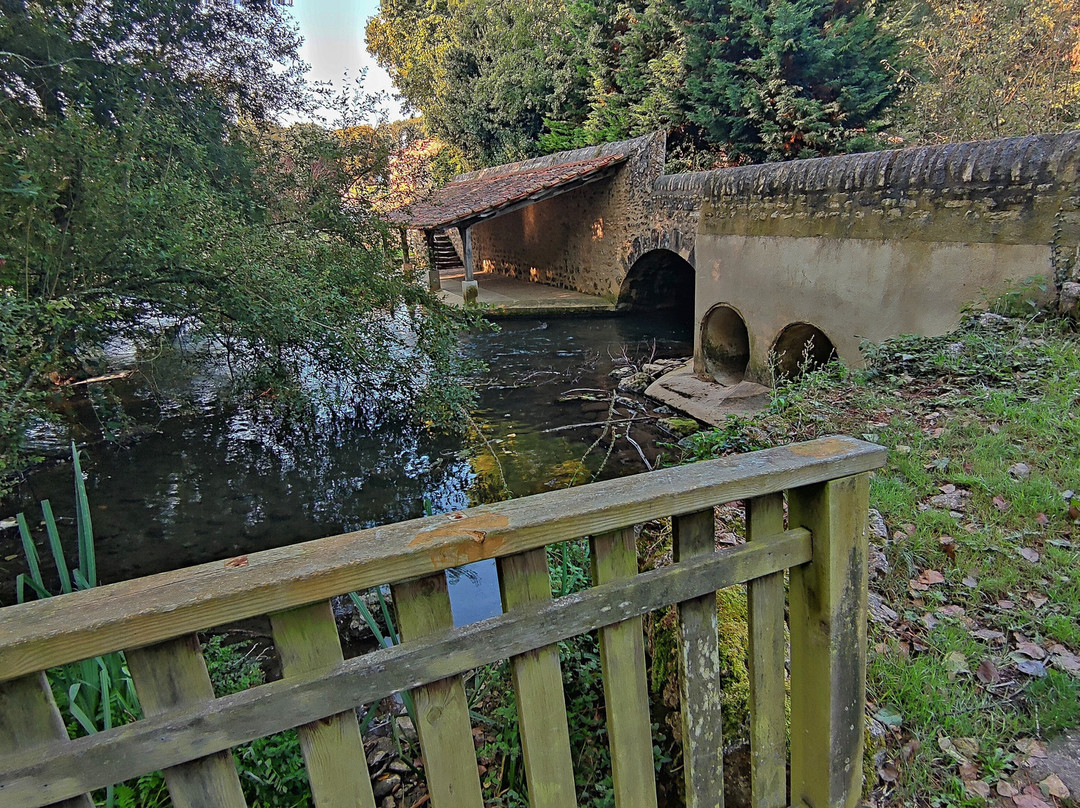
xmin=888 ymin=0 xmax=1080 ymax=144
xmin=0 ymin=0 xmax=476 ymax=488
xmin=681 ymin=0 xmax=900 ymax=161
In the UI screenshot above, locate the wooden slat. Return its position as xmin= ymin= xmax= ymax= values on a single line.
xmin=270 ymin=601 xmax=376 ymax=808
xmin=0 ymin=437 xmax=886 ymax=682
xmin=392 ymin=573 xmax=484 ymax=808
xmin=497 ymin=548 xmax=577 ymax=808
xmin=788 ymin=475 xmax=871 ymax=808
xmin=126 ymin=636 xmax=247 ymax=808
xmin=0 ymin=673 xmax=93 ymax=808
xmin=673 ymin=509 xmax=723 ymax=808
xmin=0 ymin=530 xmax=812 ymax=807
xmin=746 ymin=494 xmax=788 ymax=808
xmin=591 ymin=529 xmax=657 ymax=808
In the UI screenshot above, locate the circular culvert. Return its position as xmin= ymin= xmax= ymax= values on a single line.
xmin=700 ymin=304 xmax=750 ymax=384
xmin=770 ymin=323 xmax=838 ymax=379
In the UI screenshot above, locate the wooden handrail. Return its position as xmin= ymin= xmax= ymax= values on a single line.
xmin=0 ymin=435 xmax=886 ymax=808
xmin=0 ymin=435 xmax=884 ymax=682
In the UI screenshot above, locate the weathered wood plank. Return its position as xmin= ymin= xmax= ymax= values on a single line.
xmin=270 ymin=601 xmax=376 ymax=808
xmin=591 ymin=529 xmax=657 ymax=808
xmin=0 ymin=531 xmax=811 ymax=807
xmin=126 ymin=636 xmax=247 ymax=808
xmin=497 ymin=548 xmax=577 ymax=808
xmin=788 ymin=475 xmax=870 ymax=808
xmin=746 ymin=494 xmax=788 ymax=808
xmin=0 ymin=673 xmax=93 ymax=808
xmin=392 ymin=573 xmax=484 ymax=808
xmin=0 ymin=437 xmax=886 ymax=682
xmin=673 ymin=509 xmax=723 ymax=808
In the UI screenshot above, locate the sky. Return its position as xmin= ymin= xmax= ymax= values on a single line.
xmin=286 ymin=0 xmax=407 ymax=123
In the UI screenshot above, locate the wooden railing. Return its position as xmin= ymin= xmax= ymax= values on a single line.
xmin=0 ymin=435 xmax=885 ymax=808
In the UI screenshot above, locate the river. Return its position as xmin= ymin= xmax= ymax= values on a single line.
xmin=0 ymin=313 xmax=691 ymax=618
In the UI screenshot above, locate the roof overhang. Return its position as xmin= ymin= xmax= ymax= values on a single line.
xmin=387 ymin=153 xmax=627 ymax=231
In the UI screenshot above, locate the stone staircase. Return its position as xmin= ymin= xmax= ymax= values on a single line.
xmin=431 ymin=230 xmax=464 ymax=274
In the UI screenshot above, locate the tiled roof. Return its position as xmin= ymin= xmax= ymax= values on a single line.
xmin=387 ymin=153 xmax=626 ymax=230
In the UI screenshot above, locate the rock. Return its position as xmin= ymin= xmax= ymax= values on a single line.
xmin=372 ymin=774 xmax=401 ymax=799
xmin=658 ymin=417 xmax=700 ymax=437
xmin=868 ymin=542 xmax=891 ymax=579
xmin=868 ymin=508 xmax=889 ymax=541
xmin=1008 ymin=462 xmax=1031 ymax=479
xmin=1061 ymin=281 xmax=1080 ymax=318
xmin=977 ymin=312 xmax=1011 ymax=329
xmin=868 ymin=591 xmax=899 ymax=624
xmin=609 ymin=366 xmax=635 ymax=380
xmin=617 ymin=372 xmax=651 ymax=393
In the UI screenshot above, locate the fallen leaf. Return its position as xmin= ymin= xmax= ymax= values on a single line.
xmin=901 ymin=739 xmax=921 ymax=762
xmin=962 ymin=575 xmax=978 ymax=588
xmin=1049 ymin=646 xmax=1080 ymax=675
xmin=1026 ymin=592 xmax=1049 ymax=608
xmin=1070 ymin=503 xmax=1080 ymax=521
xmin=973 ymin=628 xmax=1006 ymax=642
xmin=1016 ymin=641 xmax=1047 ymax=660
xmin=997 ymin=781 xmax=1018 ymax=797
xmin=953 ymin=737 xmax=980 ymax=761
xmin=941 ymin=483 xmax=957 ymax=494
xmin=959 ymin=761 xmax=979 ymax=781
xmin=1015 ymin=738 xmax=1048 ymax=761
xmin=1013 ymin=794 xmax=1052 ymax=808
xmin=998 ymin=599 xmax=1015 ymax=610
xmin=919 ymin=569 xmax=946 ymax=585
xmin=877 ymin=760 xmax=899 ymax=783
xmin=939 ymin=535 xmax=957 ymax=560
xmin=1040 ymin=774 xmax=1070 ymax=799
xmin=976 ymin=659 xmax=1000 ymax=684
xmin=1018 ymin=547 xmax=1040 ymax=563
xmin=1008 ymin=462 xmax=1031 ymax=479
xmin=994 ymin=495 xmax=1012 ymax=512
xmin=1015 ymin=658 xmax=1048 ymax=677
xmin=964 ymin=780 xmax=991 ymax=799
xmin=945 ymin=650 xmax=970 ymax=680
xmin=874 ymin=706 xmax=903 ymax=728
xmin=939 ymin=604 xmax=966 ymax=618
xmin=1035 ymin=513 xmax=1049 ymax=526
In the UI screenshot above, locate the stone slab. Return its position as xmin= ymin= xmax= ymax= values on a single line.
xmin=645 ymin=361 xmax=769 ymax=427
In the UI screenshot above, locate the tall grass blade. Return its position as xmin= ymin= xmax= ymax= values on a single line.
xmin=377 ymin=589 xmax=399 ymax=645
xmin=40 ymin=500 xmax=72 ymax=594
xmin=16 ymin=512 xmax=43 ymax=590
xmin=71 ymin=441 xmax=96 ymax=588
xmin=349 ymin=592 xmax=387 ymax=647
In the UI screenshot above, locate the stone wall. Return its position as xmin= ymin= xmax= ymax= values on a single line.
xmin=468 ymin=133 xmax=665 ymax=300
xmin=689 ymin=132 xmax=1080 ymax=381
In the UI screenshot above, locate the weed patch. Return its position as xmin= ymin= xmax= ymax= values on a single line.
xmin=671 ymin=314 xmax=1080 ymax=805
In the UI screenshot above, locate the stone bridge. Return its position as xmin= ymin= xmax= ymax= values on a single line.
xmin=396 ymin=130 xmax=1080 ymax=385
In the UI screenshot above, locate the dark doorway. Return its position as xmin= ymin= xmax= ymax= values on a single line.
xmin=771 ymin=323 xmax=838 ymax=379
xmin=617 ymin=249 xmax=695 ymax=339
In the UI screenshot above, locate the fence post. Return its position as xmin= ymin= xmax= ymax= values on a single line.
xmin=787 ymin=473 xmax=870 ymax=808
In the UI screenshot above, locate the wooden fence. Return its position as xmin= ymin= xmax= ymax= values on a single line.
xmin=0 ymin=435 xmax=885 ymax=808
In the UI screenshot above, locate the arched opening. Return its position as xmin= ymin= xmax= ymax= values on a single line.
xmin=617 ymin=249 xmax=695 ymax=339
xmin=771 ymin=323 xmax=838 ymax=379
xmin=700 ymin=304 xmax=750 ymax=384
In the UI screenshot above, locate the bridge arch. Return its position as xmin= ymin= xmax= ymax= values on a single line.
xmin=770 ymin=322 xmax=838 ymax=379
xmin=617 ymin=249 xmax=695 ymax=334
xmin=700 ymin=304 xmax=750 ymax=384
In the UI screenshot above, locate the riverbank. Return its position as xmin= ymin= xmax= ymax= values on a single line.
xmin=674 ymin=312 xmax=1080 ymax=804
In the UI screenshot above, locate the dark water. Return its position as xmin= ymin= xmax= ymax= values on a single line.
xmin=0 ymin=314 xmax=691 ymax=618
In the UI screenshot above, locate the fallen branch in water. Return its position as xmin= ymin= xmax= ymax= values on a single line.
xmin=542 ymin=415 xmax=657 ymax=434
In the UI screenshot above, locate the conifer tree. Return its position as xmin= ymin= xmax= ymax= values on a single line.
xmin=681 ymin=0 xmax=900 ymax=161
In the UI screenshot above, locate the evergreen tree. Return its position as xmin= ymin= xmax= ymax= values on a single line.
xmin=682 ymin=0 xmax=900 ymax=161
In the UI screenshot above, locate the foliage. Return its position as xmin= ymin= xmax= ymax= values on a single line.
xmin=670 ymin=313 xmax=1080 ymax=800
xmin=681 ymin=0 xmax=900 ymax=161
xmin=887 ymin=0 xmax=1080 ymax=144
xmin=0 ymin=0 xmax=479 ymax=489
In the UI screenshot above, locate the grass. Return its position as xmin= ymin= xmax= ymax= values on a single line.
xmin=671 ymin=313 xmax=1080 ymax=806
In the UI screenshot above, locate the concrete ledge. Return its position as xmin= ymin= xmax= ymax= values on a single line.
xmin=645 ymin=361 xmax=770 ymax=427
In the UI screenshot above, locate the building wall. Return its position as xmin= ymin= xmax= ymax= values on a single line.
xmin=468 ymin=134 xmax=665 ymax=300
xmin=690 ymin=132 xmax=1080 ymax=381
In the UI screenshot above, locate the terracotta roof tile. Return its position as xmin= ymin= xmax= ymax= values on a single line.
xmin=387 ymin=153 xmax=626 ymax=230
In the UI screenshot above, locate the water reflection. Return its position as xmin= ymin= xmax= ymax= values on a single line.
xmin=0 ymin=313 xmax=691 ymax=616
